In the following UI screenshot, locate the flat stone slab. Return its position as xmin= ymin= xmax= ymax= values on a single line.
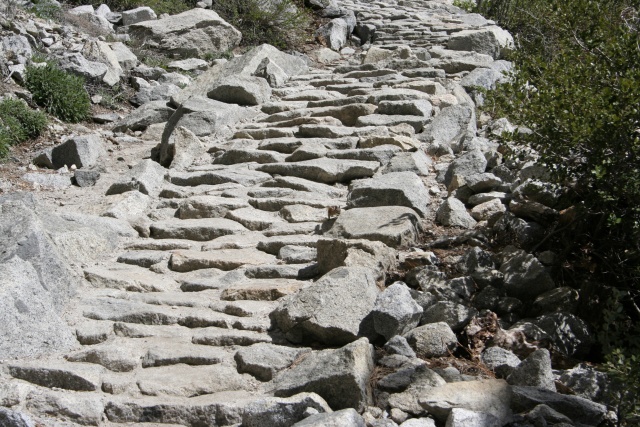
xmin=8 ymin=361 xmax=105 ymax=391
xmin=192 ymin=327 xmax=273 ymax=346
xmin=135 ymin=365 xmax=251 ymax=397
xmin=176 ymin=196 xmax=250 ymax=219
xmin=84 ymin=264 xmax=178 ymax=292
xmin=256 ymin=158 xmax=379 ymax=184
xmin=168 ymin=168 xmax=272 ymax=187
xmin=235 ymin=343 xmax=310 ymax=381
xmin=221 ymin=279 xmax=306 ymax=301
xmin=142 ymin=343 xmax=228 ymax=368
xmin=347 ymin=171 xmax=430 ymax=217
xmin=326 ymin=206 xmax=422 ymax=248
xmin=170 ymin=249 xmax=277 ymax=272
xmin=150 ymin=218 xmax=248 ymax=241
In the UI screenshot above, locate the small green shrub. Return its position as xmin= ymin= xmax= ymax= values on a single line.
xmin=30 ymin=0 xmax=63 ymax=20
xmin=211 ymin=0 xmax=312 ymax=50
xmin=65 ymin=0 xmax=197 ymax=15
xmin=453 ymin=0 xmax=477 ymax=12
xmin=25 ymin=64 xmax=91 ymax=123
xmin=0 ymin=98 xmax=47 ymax=158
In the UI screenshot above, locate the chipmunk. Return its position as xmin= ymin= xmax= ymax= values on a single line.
xmin=327 ymin=205 xmax=341 ymax=219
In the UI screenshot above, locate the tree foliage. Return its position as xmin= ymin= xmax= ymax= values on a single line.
xmin=480 ymin=0 xmax=640 ymax=422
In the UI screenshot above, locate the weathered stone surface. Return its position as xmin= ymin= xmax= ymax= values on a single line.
xmin=511 ymin=386 xmax=607 ymax=425
xmin=208 ymin=76 xmax=272 ymax=106
xmin=129 ymin=9 xmax=241 ymax=58
xmin=106 ymin=159 xmax=167 ymax=197
xmin=347 ymin=172 xmax=430 ymax=217
xmin=272 ymin=267 xmax=379 ymax=345
xmin=436 ymin=198 xmax=477 ymax=229
xmin=507 ymin=349 xmax=555 ymax=391
xmin=500 ymin=250 xmax=555 ymax=300
xmin=257 ymin=158 xmax=379 ymax=184
xmin=533 ymin=312 xmax=593 ymax=358
xmin=84 ymin=264 xmax=176 ymax=292
xmin=151 ymin=218 xmax=247 ymax=241
xmin=8 ymin=362 xmax=104 ymax=391
xmin=235 ymin=343 xmax=310 ymax=381
xmin=48 ymin=134 xmax=106 ymax=169
xmin=316 ymin=238 xmax=397 ymax=280
xmin=112 ymin=100 xmax=175 ymax=132
xmin=418 ymin=380 xmax=512 ymax=423
xmin=177 ymin=196 xmax=250 ymax=219
xmin=316 ymin=18 xmax=349 ymax=51
xmin=221 ymin=279 xmax=304 ymax=301
xmin=26 ymin=390 xmax=105 ymax=426
xmin=325 ymin=206 xmax=422 ymax=248
xmin=293 ymin=408 xmax=366 ymax=426
xmin=274 ymin=338 xmax=375 ymax=411
xmin=0 ymin=408 xmax=34 ymax=427
xmin=121 ymin=6 xmax=156 ymax=25
xmin=447 ymin=26 xmax=514 ymax=59
xmin=170 ymin=249 xmax=277 ymax=272
xmin=373 ymin=282 xmax=423 ymax=340
xmin=445 ymin=408 xmax=501 ymax=427
xmin=481 ymin=347 xmax=521 ymax=378
xmin=421 ymin=301 xmax=477 ymax=332
xmin=404 ymin=322 xmax=457 ymax=357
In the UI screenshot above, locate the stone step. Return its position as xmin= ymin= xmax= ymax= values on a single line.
xmin=192 ymin=327 xmax=274 ymax=346
xmin=220 ymin=279 xmax=307 ymax=301
xmin=169 ymin=248 xmax=277 ymax=272
xmin=150 ymin=218 xmax=248 ymax=241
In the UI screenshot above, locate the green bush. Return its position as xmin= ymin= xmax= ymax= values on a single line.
xmin=30 ymin=0 xmax=63 ymax=20
xmin=0 ymin=98 xmax=47 ymax=158
xmin=64 ymin=0 xmax=197 ymax=15
xmin=480 ymin=0 xmax=640 ymax=422
xmin=211 ymin=0 xmax=312 ymax=50
xmin=25 ymin=63 xmax=91 ymax=123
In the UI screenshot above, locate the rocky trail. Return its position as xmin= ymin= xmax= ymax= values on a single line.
xmin=0 ymin=0 xmax=617 ymax=426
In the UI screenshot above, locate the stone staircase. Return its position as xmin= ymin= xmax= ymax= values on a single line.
xmin=1 ymin=0 xmax=605 ymax=426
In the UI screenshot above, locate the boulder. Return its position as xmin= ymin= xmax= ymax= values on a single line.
xmin=235 ymin=344 xmax=310 ymax=381
xmin=271 ymin=267 xmax=379 ymax=345
xmin=112 ymin=100 xmax=175 ymax=132
xmin=256 ymin=158 xmax=380 ymax=184
xmin=500 ymin=250 xmax=555 ymax=300
xmin=48 ymin=135 xmax=106 ymax=169
xmin=421 ymin=301 xmax=477 ymax=332
xmin=0 ymin=408 xmax=34 ymax=427
xmin=316 ymin=18 xmax=349 ymax=51
xmin=480 ymin=347 xmax=521 ymax=378
xmin=160 ymin=126 xmax=205 ymax=171
xmin=436 ymin=198 xmax=477 ymax=229
xmin=447 ymin=26 xmax=514 ymax=59
xmin=81 ymin=40 xmax=123 ymax=86
xmin=106 ymin=159 xmax=166 ymax=197
xmin=418 ymin=380 xmax=512 ymax=423
xmin=274 ymin=338 xmax=375 ymax=411
xmin=347 ymin=172 xmax=430 ymax=217
xmin=445 ymin=408 xmax=501 ymax=427
xmin=325 ymin=206 xmax=422 ymax=248
xmin=316 ymin=238 xmax=397 ymax=282
xmin=293 ymin=408 xmax=365 ymax=426
xmin=506 ymin=349 xmax=555 ymax=390
xmin=420 ymin=105 xmax=475 ymax=149
xmin=404 ymin=322 xmax=457 ymax=357
xmin=208 ymin=76 xmax=272 ymax=106
xmin=121 ymin=6 xmax=157 ymax=25
xmin=511 ymin=386 xmax=607 ymax=425
xmin=129 ymin=9 xmax=241 ymax=58
xmin=533 ymin=313 xmax=593 ymax=358
xmin=373 ymin=282 xmax=423 ymax=340
xmin=57 ymin=52 xmax=108 ymax=81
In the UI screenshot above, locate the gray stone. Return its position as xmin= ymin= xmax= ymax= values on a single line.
xmin=558 ymin=364 xmax=609 ymax=402
xmin=377 ymin=100 xmax=433 ymax=117
xmin=347 ymin=172 xmax=430 ymax=217
xmin=129 ymin=9 xmax=241 ymax=58
xmin=50 ymin=135 xmax=106 ymax=169
xmin=384 ymin=336 xmax=417 ymax=358
xmin=103 ymin=191 xmax=151 ymax=220
xmin=326 ymin=206 xmax=421 ymax=248
xmin=373 ymin=282 xmax=423 ymax=340
xmin=507 ymin=348 xmax=555 ymax=390
xmin=421 ymin=105 xmax=475 ymax=149
xmin=480 ymin=347 xmax=521 ymax=378
xmin=235 ymin=343 xmax=310 ymax=381
xmin=22 ymin=173 xmax=72 ymax=189
xmin=316 ymin=238 xmax=397 ymax=281
xmin=1 ymin=35 xmax=32 ymax=64
xmin=121 ymin=6 xmax=157 ymax=25
xmin=112 ymin=100 xmax=175 ymax=132
xmin=460 ymin=67 xmax=504 ymax=91
xmin=444 ymin=150 xmax=487 ymax=186
xmin=257 ymin=158 xmax=379 ymax=184
xmin=161 ymin=126 xmax=206 ymax=171
xmin=500 ymin=250 xmax=555 ymax=300
xmin=436 ymin=198 xmax=477 ymax=229
xmin=8 ymin=362 xmax=104 ymax=391
xmin=404 ymin=322 xmax=457 ymax=357
xmin=418 ymin=380 xmax=512 ymax=423
xmin=274 ymin=338 xmax=375 ymax=411
xmin=400 ymin=419 xmax=436 ymax=427
xmin=25 ymin=390 xmax=105 ymax=425
xmin=109 ymin=41 xmax=138 ymax=71
xmin=272 ymin=267 xmax=379 ymax=345
xmin=208 ymin=76 xmax=272 ymax=106
xmin=151 ymin=218 xmax=247 ymax=241
xmin=447 ymin=26 xmax=514 ymax=60
xmin=57 ymin=52 xmax=108 ymax=81
xmin=255 ymin=57 xmax=289 ymax=88
xmin=0 ymin=408 xmax=34 ymax=427
xmin=131 ymin=83 xmax=181 ymax=106
xmin=106 ymin=159 xmax=166 ymax=197
xmin=421 ymin=301 xmax=477 ymax=332
xmin=533 ymin=312 xmax=593 ymax=358
xmin=316 ymin=18 xmax=349 ymax=51
xmin=293 ymin=408 xmax=365 ymax=426
xmin=445 ymin=408 xmax=501 ymax=427
xmin=74 ymin=169 xmax=101 ymax=187
xmin=511 ymin=386 xmax=607 ymax=425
